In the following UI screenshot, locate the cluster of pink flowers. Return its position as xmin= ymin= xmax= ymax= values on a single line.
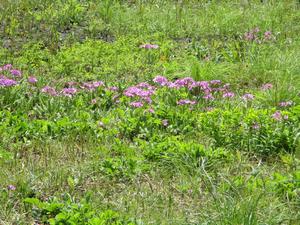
xmin=61 ymin=87 xmax=77 ymax=97
xmin=153 ymin=76 xmax=226 ymax=94
xmin=161 ymin=119 xmax=168 ymax=127
xmin=28 ymin=76 xmax=38 ymax=84
xmin=1 ymin=65 xmax=296 ymax=116
xmin=152 ymin=75 xmax=258 ymax=107
xmin=242 ymin=93 xmax=255 ymax=101
xmin=125 ymin=75 xmax=251 ymax=108
xmin=41 ymin=80 xmax=105 ymax=97
xmin=153 ymin=75 xmax=168 ymax=86
xmin=41 ymin=86 xmax=57 ymax=96
xmin=0 ymin=77 xmax=17 ymax=87
xmin=272 ymin=111 xmax=288 ymax=121
xmin=279 ymin=101 xmax=293 ymax=107
xmin=130 ymin=101 xmax=144 ymax=108
xmin=0 ymin=64 xmax=22 ymax=77
xmin=139 ymin=43 xmax=159 ymax=49
xmin=80 ymin=81 xmax=104 ymax=91
xmin=222 ymin=92 xmax=235 ymax=98
xmin=244 ymin=27 xmax=274 ymax=42
xmin=244 ymin=27 xmax=260 ymax=41
xmin=0 ymin=64 xmax=38 ymax=87
xmin=251 ymin=122 xmax=260 ymax=130
xmin=7 ymin=184 xmax=16 ymax=191
xmin=177 ymin=99 xmax=197 ymax=105
xmin=124 ymin=82 xmax=155 ymax=107
xmin=261 ymin=83 xmax=273 ymax=90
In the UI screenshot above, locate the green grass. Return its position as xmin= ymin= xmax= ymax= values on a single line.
xmin=0 ymin=0 xmax=300 ymax=224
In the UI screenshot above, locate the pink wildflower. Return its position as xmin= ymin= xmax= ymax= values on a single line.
xmin=61 ymin=87 xmax=77 ymax=97
xmin=279 ymin=101 xmax=293 ymax=107
xmin=130 ymin=101 xmax=144 ymax=108
xmin=148 ymin=108 xmax=155 ymax=113
xmin=177 ymin=99 xmax=197 ymax=105
xmin=223 ymin=92 xmax=235 ymax=98
xmin=139 ymin=44 xmax=159 ymax=49
xmin=7 ymin=185 xmax=16 ymax=191
xmin=162 ymin=119 xmax=168 ymax=127
xmin=81 ymin=81 xmax=104 ymax=91
xmin=242 ymin=93 xmax=254 ymax=101
xmin=264 ymin=31 xmax=272 ymax=40
xmin=108 ymin=86 xmax=118 ymax=91
xmin=0 ymin=77 xmax=17 ymax=87
xmin=252 ymin=123 xmax=260 ymax=130
xmin=28 ymin=76 xmax=37 ymax=84
xmin=41 ymin=86 xmax=57 ymax=96
xmin=210 ymin=80 xmax=221 ymax=85
xmin=261 ymin=83 xmax=273 ymax=90
xmin=10 ymin=69 xmax=22 ymax=77
xmin=153 ymin=75 xmax=168 ymax=86
xmin=3 ymin=64 xmax=13 ymax=70
xmin=203 ymin=94 xmax=214 ymax=100
xmin=272 ymin=111 xmax=282 ymax=121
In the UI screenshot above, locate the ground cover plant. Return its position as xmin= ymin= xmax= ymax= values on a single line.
xmin=0 ymin=0 xmax=300 ymax=224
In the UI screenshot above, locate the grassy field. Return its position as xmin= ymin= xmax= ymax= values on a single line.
xmin=0 ymin=0 xmax=300 ymax=224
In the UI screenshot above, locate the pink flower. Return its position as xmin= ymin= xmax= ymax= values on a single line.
xmin=153 ymin=75 xmax=168 ymax=86
xmin=210 ymin=80 xmax=221 ymax=85
xmin=65 ymin=81 xmax=78 ymax=87
xmin=130 ymin=101 xmax=144 ymax=108
xmin=92 ymin=81 xmax=104 ymax=88
xmin=136 ymin=82 xmax=154 ymax=89
xmin=173 ymin=77 xmax=195 ymax=89
xmin=61 ymin=87 xmax=77 ymax=97
xmin=10 ymin=69 xmax=22 ymax=77
xmin=253 ymin=27 xmax=260 ymax=33
xmin=203 ymin=94 xmax=214 ymax=100
xmin=222 ymin=92 xmax=235 ymax=98
xmin=142 ymin=96 xmax=152 ymax=103
xmin=41 ymin=86 xmax=57 ymax=96
xmin=244 ymin=32 xmax=256 ymax=41
xmin=252 ymin=123 xmax=260 ymax=130
xmin=279 ymin=101 xmax=293 ymax=107
xmin=242 ymin=93 xmax=254 ymax=101
xmin=140 ymin=44 xmax=159 ymax=49
xmin=7 ymin=185 xmax=16 ymax=191
xmin=196 ymin=81 xmax=210 ymax=90
xmin=3 ymin=64 xmax=13 ymax=70
xmin=261 ymin=83 xmax=273 ymax=90
xmin=81 ymin=81 xmax=104 ymax=91
xmin=0 ymin=77 xmax=17 ymax=87
xmin=28 ymin=76 xmax=37 ymax=84
xmin=91 ymin=98 xmax=97 ymax=104
xmin=177 ymin=99 xmax=197 ymax=105
xmin=264 ymin=31 xmax=272 ymax=40
xmin=124 ymin=85 xmax=154 ymax=98
xmin=272 ymin=111 xmax=282 ymax=121
xmin=162 ymin=119 xmax=168 ymax=127
xmin=148 ymin=108 xmax=155 ymax=113
xmin=108 ymin=86 xmax=118 ymax=91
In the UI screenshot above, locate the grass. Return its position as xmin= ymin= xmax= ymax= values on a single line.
xmin=0 ymin=0 xmax=300 ymax=224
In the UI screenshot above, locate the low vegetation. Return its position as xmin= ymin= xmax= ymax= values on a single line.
xmin=0 ymin=0 xmax=299 ymax=224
